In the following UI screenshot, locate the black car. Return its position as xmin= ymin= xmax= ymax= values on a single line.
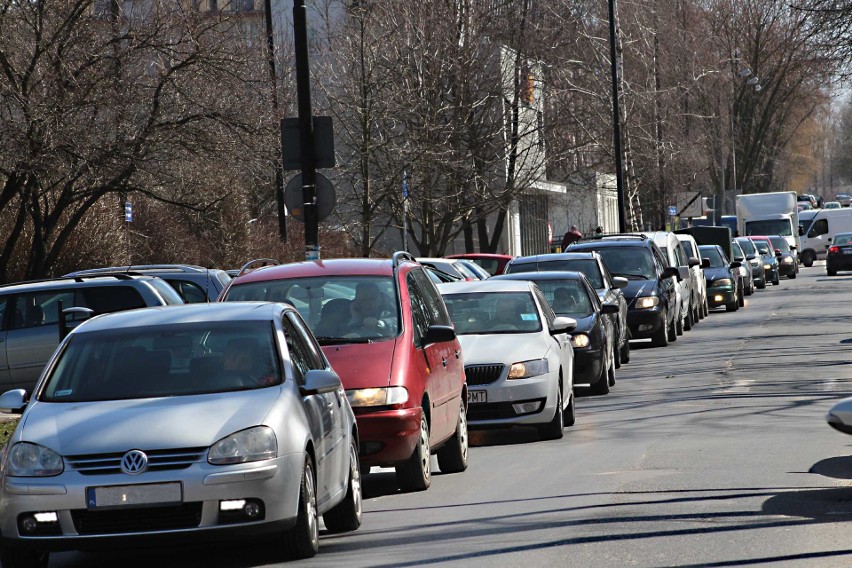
xmin=698 ymin=245 xmax=742 ymax=312
xmin=767 ymin=236 xmax=799 ymax=279
xmin=493 ymin=271 xmax=620 ymax=395
xmin=826 ymin=232 xmax=852 ymax=275
xmin=568 ymin=235 xmax=680 ymax=347
xmin=503 ymin=252 xmax=631 ymax=366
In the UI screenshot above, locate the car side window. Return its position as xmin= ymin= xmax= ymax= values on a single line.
xmin=532 ymin=286 xmax=556 ymax=327
xmin=11 ymin=291 xmax=75 ymax=329
xmin=406 ymin=273 xmax=431 ymax=346
xmin=78 ymin=286 xmax=147 ymax=314
xmin=674 ymin=242 xmax=688 ymax=267
xmin=412 ymin=268 xmax=452 ymax=326
xmin=166 ymin=280 xmax=207 ymax=303
xmin=652 ymin=247 xmax=668 ymax=274
xmin=808 ymin=219 xmax=828 ymax=238
xmin=281 ymin=312 xmax=323 ymax=385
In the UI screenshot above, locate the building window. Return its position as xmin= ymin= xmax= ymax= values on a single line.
xmin=233 ymin=0 xmax=254 ymax=11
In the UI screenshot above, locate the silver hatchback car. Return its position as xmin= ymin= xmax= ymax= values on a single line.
xmin=0 ymin=303 xmax=361 ymax=566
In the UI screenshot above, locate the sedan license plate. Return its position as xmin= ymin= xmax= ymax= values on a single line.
xmin=843 ymin=249 xmax=852 ymax=255
xmin=87 ymin=482 xmax=182 ymax=509
xmin=467 ymin=390 xmax=487 ymax=404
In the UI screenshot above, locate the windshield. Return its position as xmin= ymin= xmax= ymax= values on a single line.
xmin=593 ymin=247 xmax=656 ymax=279
xmin=745 ymin=219 xmax=792 ymax=237
xmin=768 ymin=236 xmax=790 ymax=252
xmin=508 ymin=259 xmax=603 ymax=288
xmin=751 ymin=239 xmax=772 ymax=255
xmin=443 ymin=291 xmax=542 ymax=334
xmin=736 ymin=238 xmax=757 ymax=255
xmin=225 ymin=276 xmax=400 ymax=343
xmin=41 ymin=321 xmax=281 ymax=402
xmin=698 ymin=246 xmax=726 ymax=268
xmin=533 ymin=280 xmax=593 ymax=317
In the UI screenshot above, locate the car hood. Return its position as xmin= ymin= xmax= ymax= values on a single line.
xmin=620 ymin=280 xmax=656 ymax=302
xmin=321 ymin=339 xmax=396 ymax=390
xmin=704 ymin=267 xmax=732 ymax=281
xmin=19 ymin=389 xmax=280 ymax=455
xmin=457 ymin=333 xmax=550 ymax=366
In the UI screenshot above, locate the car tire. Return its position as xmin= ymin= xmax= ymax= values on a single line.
xmin=684 ymin=307 xmax=693 ymax=331
xmin=0 ymin=548 xmax=49 ymax=568
xmin=613 ymin=334 xmax=622 ymax=369
xmin=702 ymin=299 xmax=709 ymax=318
xmin=802 ymin=251 xmax=815 ymax=267
xmin=827 ymin=267 xmax=837 ymax=276
xmin=538 ymin=386 xmax=565 ymax=440
xmin=675 ymin=312 xmax=684 ymax=336
xmin=756 ymin=279 xmax=766 ymax=289
xmin=789 ymin=270 xmax=796 ymax=279
xmin=281 ymin=455 xmax=319 ymax=559
xmin=773 ymin=275 xmax=780 ymax=285
xmin=397 ymin=412 xmax=431 ymax=492
xmin=738 ymin=289 xmax=745 ymax=307
xmin=323 ymin=440 xmax=363 ymax=533
xmin=668 ymin=314 xmax=678 ymax=342
xmin=563 ymin=391 xmax=576 ymax=427
xmin=589 ymin=350 xmax=612 ymax=395
xmin=437 ymin=401 xmax=468 ymax=474
xmin=651 ymin=310 xmax=669 ymax=347
xmin=620 ymin=336 xmax=631 ymax=364
xmin=726 ymin=299 xmax=739 ymax=312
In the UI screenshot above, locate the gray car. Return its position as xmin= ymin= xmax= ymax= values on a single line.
xmin=0 ymin=302 xmax=361 ymax=565
xmin=64 ymin=264 xmax=232 ymax=303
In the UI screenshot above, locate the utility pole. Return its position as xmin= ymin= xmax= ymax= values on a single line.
xmin=608 ymin=0 xmax=627 ymax=232
xmin=264 ymin=0 xmax=287 ymax=242
xmin=293 ymin=0 xmax=319 ymax=259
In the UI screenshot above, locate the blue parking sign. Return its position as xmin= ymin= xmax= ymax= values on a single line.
xmin=125 ymin=202 xmax=133 ymax=222
xmin=668 ymin=205 xmax=677 ymax=216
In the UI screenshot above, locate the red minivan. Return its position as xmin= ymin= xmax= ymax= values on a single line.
xmin=220 ymin=252 xmax=468 ymax=491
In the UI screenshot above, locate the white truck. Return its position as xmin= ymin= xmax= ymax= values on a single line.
xmin=736 ymin=192 xmax=801 ymax=255
xmin=797 ymin=207 xmax=852 ymax=266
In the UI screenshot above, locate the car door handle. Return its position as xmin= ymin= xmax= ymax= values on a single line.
xmin=441 ymin=357 xmax=447 ymax=367
xmin=455 ymin=350 xmax=460 ymax=359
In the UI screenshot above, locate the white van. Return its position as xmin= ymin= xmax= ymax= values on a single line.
xmin=798 ymin=208 xmax=852 ymax=266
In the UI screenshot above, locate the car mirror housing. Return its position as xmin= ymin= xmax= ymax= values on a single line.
xmin=601 ymin=303 xmax=620 ymax=315
xmin=662 ymin=266 xmax=679 ymax=279
xmin=687 ymin=256 xmax=700 ymax=267
xmin=611 ymin=276 xmax=628 ymax=289
xmin=0 ymin=389 xmax=28 ymax=414
xmin=775 ymin=250 xmax=782 ymax=257
xmin=746 ymin=254 xmax=756 ymax=261
xmin=423 ymin=324 xmax=456 ymax=346
xmin=550 ymin=316 xmax=577 ymax=334
xmin=300 ymin=369 xmax=342 ymax=395
xmin=730 ymin=261 xmax=742 ymax=269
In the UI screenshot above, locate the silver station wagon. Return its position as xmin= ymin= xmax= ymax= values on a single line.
xmin=0 ymin=303 xmax=361 ymax=566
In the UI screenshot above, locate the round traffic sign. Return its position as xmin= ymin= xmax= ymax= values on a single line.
xmin=285 ymin=173 xmax=336 ymax=222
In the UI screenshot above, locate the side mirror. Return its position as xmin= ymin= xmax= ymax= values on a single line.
xmin=730 ymin=261 xmax=742 ymax=269
xmin=677 ymin=266 xmax=690 ymax=281
xmin=550 ymin=316 xmax=577 ymax=334
xmin=828 ymin=237 xmax=833 ymax=243
xmin=423 ymin=324 xmax=456 ymax=345
xmin=799 ymin=226 xmax=805 ymax=236
xmin=611 ymin=276 xmax=628 ymax=289
xmin=701 ymin=258 xmax=711 ymax=269
xmin=775 ymin=250 xmax=782 ymax=257
xmin=687 ymin=256 xmax=700 ymax=267
xmin=300 ymin=369 xmax=342 ymax=395
xmin=734 ymin=256 xmax=744 ymax=262
xmin=662 ymin=266 xmax=679 ymax=279
xmin=0 ymin=389 xmax=28 ymax=414
xmin=58 ymin=305 xmax=94 ymax=341
xmin=746 ymin=254 xmax=756 ymax=261
xmin=601 ymin=303 xmax=620 ymax=315
xmin=790 ymin=245 xmax=797 ymax=250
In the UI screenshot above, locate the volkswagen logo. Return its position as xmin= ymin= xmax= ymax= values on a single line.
xmin=120 ymin=450 xmax=149 ymax=475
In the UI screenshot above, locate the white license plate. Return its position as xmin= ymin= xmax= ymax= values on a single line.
xmin=87 ymin=482 xmax=182 ymax=509
xmin=842 ymin=249 xmax=852 ymax=255
xmin=467 ymin=390 xmax=487 ymax=404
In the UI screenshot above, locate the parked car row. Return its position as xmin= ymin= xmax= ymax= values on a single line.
xmin=0 ymin=234 xmax=803 ymax=565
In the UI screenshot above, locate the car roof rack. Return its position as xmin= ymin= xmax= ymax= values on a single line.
xmin=392 ymin=251 xmax=417 ymax=267
xmin=234 ymin=258 xmax=280 ymax=278
xmin=0 ymin=273 xmax=140 ymax=290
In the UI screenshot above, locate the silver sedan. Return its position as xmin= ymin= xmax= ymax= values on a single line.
xmin=0 ymin=303 xmax=361 ymax=566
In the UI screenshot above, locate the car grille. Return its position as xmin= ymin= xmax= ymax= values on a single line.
xmin=464 ymin=364 xmax=504 ymax=386
xmin=65 ymin=447 xmax=207 ymax=475
xmin=71 ymin=503 xmax=202 ymax=535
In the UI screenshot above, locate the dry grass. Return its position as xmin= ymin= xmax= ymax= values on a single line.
xmin=0 ymin=418 xmax=19 ymax=447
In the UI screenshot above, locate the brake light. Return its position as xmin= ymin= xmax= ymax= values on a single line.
xmin=829 ymin=246 xmax=840 ymax=254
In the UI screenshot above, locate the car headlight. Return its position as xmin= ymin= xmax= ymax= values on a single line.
xmin=6 ymin=443 xmax=64 ymax=477
xmin=570 ymin=333 xmax=590 ymax=348
xmin=763 ymin=264 xmax=772 ymax=270
xmin=507 ymin=359 xmax=549 ymax=379
xmin=346 ymin=386 xmax=408 ymax=407
xmin=635 ymin=296 xmax=659 ymax=309
xmin=781 ymin=257 xmax=793 ymax=264
xmin=712 ymin=278 xmax=732 ymax=287
xmin=208 ymin=426 xmax=277 ymax=465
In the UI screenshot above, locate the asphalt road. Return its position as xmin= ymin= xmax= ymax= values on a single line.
xmin=49 ymin=263 xmax=852 ymax=567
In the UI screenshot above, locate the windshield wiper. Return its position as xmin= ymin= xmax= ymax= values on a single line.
xmin=617 ymin=273 xmax=650 ymax=280
xmin=314 ymin=336 xmax=373 ymax=345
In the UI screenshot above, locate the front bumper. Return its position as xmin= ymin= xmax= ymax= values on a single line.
xmin=626 ymin=305 xmax=666 ymax=339
xmin=573 ymin=348 xmax=604 ymax=385
xmin=777 ymin=260 xmax=796 ymax=276
xmin=354 ymin=406 xmax=422 ymax=468
xmin=465 ymin=372 xmax=559 ymax=428
xmin=706 ymin=287 xmax=736 ymax=308
xmin=0 ymin=453 xmax=303 ymax=551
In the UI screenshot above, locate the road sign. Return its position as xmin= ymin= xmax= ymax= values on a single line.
xmin=281 ymin=116 xmax=335 ymax=170
xmin=284 ymin=173 xmax=336 ymax=223
xmin=668 ymin=205 xmax=677 ymax=216
xmin=677 ymin=191 xmax=704 ymax=217
xmin=124 ymin=202 xmax=132 ymax=223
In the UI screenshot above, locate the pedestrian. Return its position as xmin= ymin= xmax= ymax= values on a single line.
xmin=561 ymin=225 xmax=583 ymax=251
xmin=594 ymin=226 xmax=603 ymax=236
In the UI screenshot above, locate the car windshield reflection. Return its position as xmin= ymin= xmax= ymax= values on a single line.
xmin=443 ymin=292 xmax=542 ymax=335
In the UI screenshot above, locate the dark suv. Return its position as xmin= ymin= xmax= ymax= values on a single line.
xmin=0 ymin=275 xmax=183 ymax=391
xmin=568 ymin=235 xmax=680 ymax=347
xmin=64 ymin=264 xmax=232 ymax=303
xmin=219 ymin=252 xmax=468 ymax=492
